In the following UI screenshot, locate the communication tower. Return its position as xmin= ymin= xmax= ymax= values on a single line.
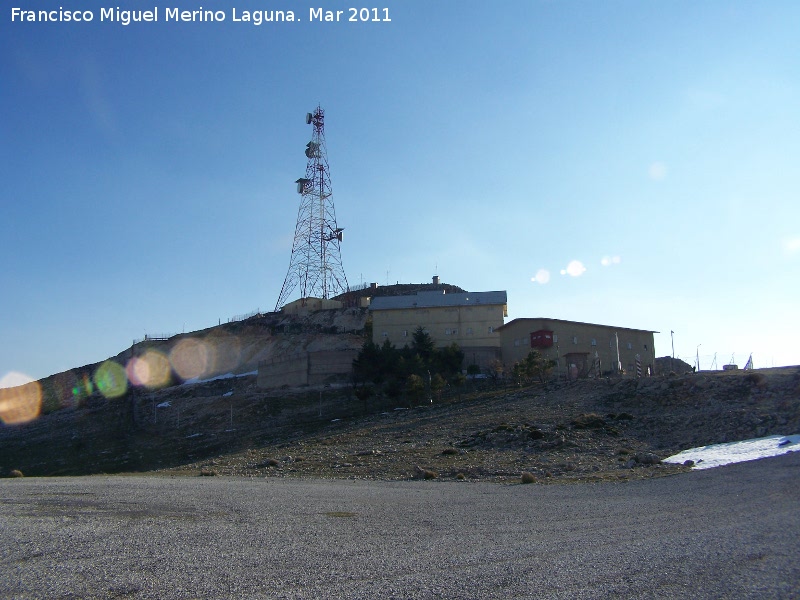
xmin=275 ymin=106 xmax=349 ymax=310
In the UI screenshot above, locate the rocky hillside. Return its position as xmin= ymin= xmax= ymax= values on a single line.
xmin=3 ymin=366 xmax=798 ymax=484
xmin=24 ymin=307 xmax=368 ymax=418
xmin=25 ymin=280 xmax=470 ymax=418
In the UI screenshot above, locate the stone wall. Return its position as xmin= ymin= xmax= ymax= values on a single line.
xmin=258 ymin=349 xmax=359 ymax=389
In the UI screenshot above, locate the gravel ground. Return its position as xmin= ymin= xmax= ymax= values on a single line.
xmin=2 ymin=451 xmax=799 ymax=599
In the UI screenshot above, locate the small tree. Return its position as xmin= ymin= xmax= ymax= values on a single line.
xmin=353 ymin=384 xmax=374 ymax=413
xmin=488 ymin=359 xmax=505 ymax=381
xmin=436 ymin=343 xmax=465 ymax=378
xmin=431 ymin=373 xmax=446 ymax=403
xmin=523 ymin=350 xmax=556 ymax=383
xmin=410 ymin=326 xmax=435 ymax=364
xmin=406 ymin=374 xmax=425 ymax=407
xmin=451 ymin=372 xmax=466 ymax=401
xmin=512 ymin=361 xmax=525 ymax=386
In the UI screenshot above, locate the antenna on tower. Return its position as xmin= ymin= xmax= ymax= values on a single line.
xmin=275 ymin=106 xmax=349 ymax=310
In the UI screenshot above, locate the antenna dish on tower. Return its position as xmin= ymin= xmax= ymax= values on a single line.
xmin=305 ymin=142 xmax=320 ymax=158
xmin=305 ymin=113 xmax=313 ymax=125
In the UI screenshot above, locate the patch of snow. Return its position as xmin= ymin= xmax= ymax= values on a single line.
xmin=156 ymin=401 xmax=171 ymax=408
xmin=222 ymin=391 xmax=233 ymax=397
xmin=664 ymin=434 xmax=800 ymax=470
xmin=186 ymin=433 xmax=202 ymax=439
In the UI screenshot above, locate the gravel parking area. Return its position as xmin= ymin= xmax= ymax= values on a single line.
xmin=2 ymin=452 xmax=798 ymax=599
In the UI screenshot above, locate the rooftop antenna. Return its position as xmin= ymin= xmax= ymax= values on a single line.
xmin=275 ymin=106 xmax=349 ymax=310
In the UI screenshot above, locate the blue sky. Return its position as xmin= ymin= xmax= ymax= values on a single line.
xmin=2 ymin=0 xmax=799 ymax=383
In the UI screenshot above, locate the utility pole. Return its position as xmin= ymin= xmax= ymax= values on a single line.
xmin=670 ymin=330 xmax=675 ymax=373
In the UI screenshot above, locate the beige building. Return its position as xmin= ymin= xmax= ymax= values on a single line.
xmin=369 ymin=290 xmax=508 ymax=369
xmin=497 ymin=318 xmax=656 ymax=379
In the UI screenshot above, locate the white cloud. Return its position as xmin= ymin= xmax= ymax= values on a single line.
xmin=530 ymin=268 xmax=551 ymax=284
xmin=560 ymin=260 xmax=586 ymax=277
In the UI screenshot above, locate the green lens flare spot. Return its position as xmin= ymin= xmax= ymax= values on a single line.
xmin=94 ymin=361 xmax=128 ymax=399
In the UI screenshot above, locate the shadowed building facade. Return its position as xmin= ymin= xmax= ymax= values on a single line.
xmin=369 ymin=290 xmax=508 ymax=369
xmin=497 ymin=318 xmax=657 ymax=379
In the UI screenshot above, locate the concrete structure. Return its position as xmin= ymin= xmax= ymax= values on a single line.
xmin=257 ymin=349 xmax=358 ymax=389
xmin=369 ymin=290 xmax=508 ymax=369
xmin=497 ymin=318 xmax=656 ymax=379
xmin=281 ymin=297 xmax=343 ymax=315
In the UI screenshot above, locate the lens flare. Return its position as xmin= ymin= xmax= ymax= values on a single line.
xmin=561 ymin=260 xmax=586 ymax=277
xmin=53 ymin=371 xmax=79 ymax=409
xmin=206 ymin=332 xmax=241 ymax=375
xmin=530 ymin=269 xmax=551 ymax=284
xmin=0 ymin=373 xmax=42 ymax=425
xmin=127 ymin=350 xmax=171 ymax=389
xmin=94 ymin=361 xmax=128 ymax=399
xmin=601 ymin=255 xmax=621 ymax=267
xmin=73 ymin=374 xmax=94 ymax=402
xmin=170 ymin=338 xmax=213 ymax=380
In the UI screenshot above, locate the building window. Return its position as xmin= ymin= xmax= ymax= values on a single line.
xmin=382 ymin=332 xmax=388 ymax=338
xmin=452 ymin=328 xmax=458 ymax=335
xmin=488 ymin=326 xmax=494 ymax=334
xmin=403 ymin=330 xmax=408 ymax=337
xmin=445 ymin=328 xmax=451 ymax=335
xmin=467 ymin=327 xmax=473 ymax=335
xmin=591 ymin=338 xmax=597 ymax=346
xmin=627 ymin=342 xmax=632 ymax=350
xmin=553 ymin=334 xmax=558 ymax=343
xmin=514 ymin=339 xmax=520 ymax=347
xmin=572 ymin=336 xmax=578 ymax=344
xmin=644 ymin=344 xmax=648 ymax=351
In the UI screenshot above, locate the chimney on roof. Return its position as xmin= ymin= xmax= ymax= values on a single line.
xmin=432 ymin=275 xmax=440 ymax=286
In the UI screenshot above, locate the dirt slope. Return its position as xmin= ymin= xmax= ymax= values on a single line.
xmin=3 ymin=366 xmax=798 ymax=484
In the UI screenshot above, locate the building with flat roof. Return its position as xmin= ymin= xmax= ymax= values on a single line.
xmin=497 ymin=318 xmax=657 ymax=379
xmin=369 ymin=289 xmax=508 ymax=369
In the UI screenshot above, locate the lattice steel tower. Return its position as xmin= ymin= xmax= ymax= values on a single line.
xmin=275 ymin=106 xmax=349 ymax=310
